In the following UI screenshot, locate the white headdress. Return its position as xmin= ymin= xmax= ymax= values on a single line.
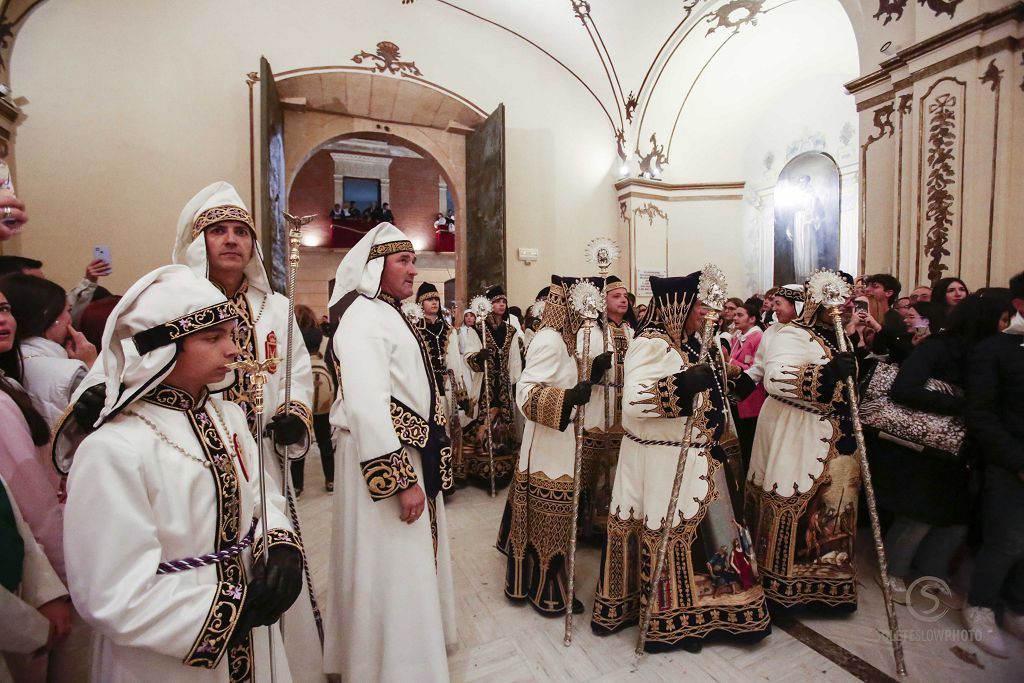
xmin=172 ymin=181 xmax=272 ymax=294
xmin=54 ymin=265 xmax=238 ymax=473
xmin=327 ymin=222 xmax=414 ymax=308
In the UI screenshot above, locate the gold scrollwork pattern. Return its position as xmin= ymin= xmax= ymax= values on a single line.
xmin=439 ymin=446 xmax=453 ymax=491
xmin=274 ymin=401 xmax=313 ymax=435
xmin=192 ymin=204 xmax=255 ymax=239
xmin=252 ymin=528 xmax=304 ymax=562
xmin=184 ymin=580 xmax=248 ymax=670
xmin=522 ymin=385 xmax=567 ymax=430
xmin=368 ymin=240 xmax=414 ymax=261
xmin=361 ymin=448 xmax=418 ymax=501
xmin=390 ymin=398 xmax=430 ymax=449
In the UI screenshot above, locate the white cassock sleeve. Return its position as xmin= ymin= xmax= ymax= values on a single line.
xmin=508 ymin=328 xmax=525 ymax=386
xmin=0 ymin=476 xmax=65 ymax=654
xmin=516 ymin=331 xmax=573 ymax=432
xmin=336 ymin=326 xmax=418 ymax=502
xmin=63 ymin=430 xmax=249 ymax=661
xmin=461 ymin=329 xmax=484 ymax=419
xmin=621 ymin=334 xmax=689 ymax=420
xmin=445 ymin=328 xmax=469 ymax=404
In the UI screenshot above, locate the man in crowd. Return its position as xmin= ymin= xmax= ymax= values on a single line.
xmin=496 ymin=276 xmax=606 ymax=615
xmin=323 ymin=223 xmax=456 ymax=682
xmin=171 ymin=181 xmax=323 ymax=681
xmin=62 ymin=265 xmax=302 ymax=681
xmin=743 ymin=282 xmax=860 ymax=611
xmin=592 ymin=273 xmax=769 ymax=652
xmin=414 ymin=282 xmax=469 ymax=470
xmin=461 ymin=285 xmax=523 ymax=487
xmin=964 ymin=270 xmax=1024 ymax=655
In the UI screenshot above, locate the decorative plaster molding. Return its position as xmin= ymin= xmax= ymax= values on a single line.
xmin=633 ymin=202 xmax=668 ymax=226
xmin=352 ymin=41 xmax=422 ymax=77
xmin=921 ymin=85 xmax=962 ymax=282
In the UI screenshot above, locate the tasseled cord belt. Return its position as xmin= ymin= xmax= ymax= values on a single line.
xmin=156 ymin=518 xmax=259 ymax=574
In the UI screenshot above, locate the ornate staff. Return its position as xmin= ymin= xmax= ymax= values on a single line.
xmin=636 ymin=264 xmax=727 ymax=655
xmin=564 ymin=280 xmax=604 ymax=646
xmin=280 ymin=212 xmax=325 ymax=643
xmin=227 ymin=356 xmax=282 ymax=682
xmin=470 ymin=294 xmax=497 ymax=497
xmin=585 ymin=238 xmax=621 ymax=467
xmin=807 ymin=269 xmax=907 ymax=677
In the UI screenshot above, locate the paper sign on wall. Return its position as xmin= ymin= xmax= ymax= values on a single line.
xmin=636 ymin=268 xmax=666 ymax=297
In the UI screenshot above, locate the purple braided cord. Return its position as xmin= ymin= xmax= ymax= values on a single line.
xmin=279 ymin=452 xmax=325 ymax=643
xmin=156 ymin=518 xmax=258 ymax=575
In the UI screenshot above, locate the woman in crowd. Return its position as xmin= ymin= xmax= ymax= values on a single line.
xmin=0 ymin=288 xmax=79 ymax=679
xmin=931 ymin=277 xmax=969 ymax=330
xmin=873 ymin=294 xmax=1013 ymax=604
xmin=0 ymin=274 xmax=96 ymax=428
xmin=727 ymin=302 xmax=765 ymax=470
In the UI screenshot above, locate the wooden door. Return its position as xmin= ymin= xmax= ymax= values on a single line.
xmin=465 ymin=104 xmax=506 ymax=298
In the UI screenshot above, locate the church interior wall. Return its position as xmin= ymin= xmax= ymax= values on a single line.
xmin=2 ymin=0 xmax=1019 ymax=313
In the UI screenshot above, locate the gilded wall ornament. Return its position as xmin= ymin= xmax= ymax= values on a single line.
xmin=571 ymin=0 xmax=591 ymax=23
xmin=867 ymin=102 xmax=896 ymax=144
xmin=873 ymin=0 xmax=908 ymax=25
xmin=919 ymin=0 xmax=963 ymax=19
xmin=352 ymin=41 xmax=423 ymax=77
xmin=634 ymin=202 xmax=668 ymax=226
xmin=636 ymin=133 xmax=667 ymax=175
xmin=898 ymin=93 xmax=913 ymax=115
xmin=980 ymin=59 xmax=1003 ymax=93
xmin=924 ymin=92 xmax=958 ymax=282
xmin=705 ymin=0 xmax=764 ymax=36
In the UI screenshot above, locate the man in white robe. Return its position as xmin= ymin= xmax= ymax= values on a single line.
xmin=323 ymin=224 xmax=456 ymax=682
xmin=61 ymin=265 xmax=302 ymax=682
xmin=171 ymin=182 xmax=324 ymax=680
xmin=495 ymin=275 xmax=609 ymax=615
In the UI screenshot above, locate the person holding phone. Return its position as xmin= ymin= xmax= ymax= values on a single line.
xmin=68 ymin=251 xmax=113 ymax=326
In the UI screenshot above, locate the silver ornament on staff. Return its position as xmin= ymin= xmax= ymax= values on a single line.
xmin=635 ymin=263 xmax=727 ymax=655
xmin=280 ymin=211 xmax=325 ymax=643
xmin=470 ymin=294 xmax=497 ymax=497
xmin=402 ymin=301 xmax=425 ymax=324
xmin=807 ymin=269 xmax=907 ymax=677
xmin=226 ymin=355 xmax=283 ymax=682
xmin=564 ymin=280 xmax=604 ymax=646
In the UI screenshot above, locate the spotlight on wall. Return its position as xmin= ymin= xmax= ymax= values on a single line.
xmin=619 ymin=163 xmax=629 ymax=177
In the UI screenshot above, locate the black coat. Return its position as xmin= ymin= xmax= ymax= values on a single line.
xmin=869 ymin=335 xmax=973 ymax=526
xmin=967 ymin=329 xmax=1024 ymax=481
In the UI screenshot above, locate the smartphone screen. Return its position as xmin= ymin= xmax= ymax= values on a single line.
xmin=94 ymin=245 xmax=111 ymax=265
xmin=854 ymin=300 xmax=868 ymax=314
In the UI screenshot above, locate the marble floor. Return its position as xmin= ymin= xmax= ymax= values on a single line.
xmin=295 ymin=454 xmax=1023 ymax=682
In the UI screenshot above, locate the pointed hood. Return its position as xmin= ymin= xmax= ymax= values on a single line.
xmin=172 ymin=181 xmax=272 ymax=294
xmin=327 ymin=222 xmax=414 ymax=309
xmin=636 ymin=272 xmax=700 ymax=343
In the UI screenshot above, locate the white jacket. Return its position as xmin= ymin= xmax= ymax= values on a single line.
xmin=19 ymin=337 xmax=87 ymax=430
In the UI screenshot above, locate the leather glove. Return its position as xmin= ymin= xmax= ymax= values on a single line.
xmin=588 ymin=351 xmax=614 ymax=384
xmin=457 ymin=399 xmax=470 ymax=412
xmin=564 ymin=381 xmax=593 ymax=407
xmin=264 ymin=413 xmax=306 ymax=446
xmin=827 ymin=352 xmax=857 ymax=382
xmin=671 ymin=364 xmax=716 ymax=403
xmin=229 ymin=545 xmax=304 ymax=646
xmin=73 ymin=384 xmax=107 ymax=431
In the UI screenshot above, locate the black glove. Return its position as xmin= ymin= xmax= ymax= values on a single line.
xmin=230 ymin=545 xmax=304 ymax=647
xmin=588 ymin=351 xmax=613 ymax=384
xmin=264 ymin=413 xmax=306 ymax=446
xmin=457 ymin=399 xmax=470 ymax=412
xmin=73 ymin=384 xmax=107 ymax=431
xmin=672 ymin=364 xmax=716 ymax=403
xmin=480 ymin=346 xmax=499 ymax=362
xmin=827 ymin=352 xmax=857 ymax=382
xmin=564 ymin=381 xmax=593 ymax=407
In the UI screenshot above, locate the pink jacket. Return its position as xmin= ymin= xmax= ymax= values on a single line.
xmin=0 ymin=390 xmax=66 ymax=582
xmin=730 ymin=328 xmax=766 ymax=419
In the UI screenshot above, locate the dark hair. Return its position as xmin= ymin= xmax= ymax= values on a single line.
xmin=726 ymin=297 xmax=744 ymax=309
xmin=507 ymin=306 xmax=523 ymax=320
xmin=0 ymin=274 xmax=68 ymax=341
xmin=1009 ymin=271 xmax=1024 ymax=300
xmin=301 ymin=325 xmax=323 ymax=353
xmin=0 ymin=255 xmax=43 ymax=278
xmin=736 ymin=302 xmax=762 ymax=327
xmin=941 ymin=293 xmax=1013 ymax=349
xmin=931 ymin=277 xmax=969 ymax=309
xmin=0 ymin=375 xmax=50 ymax=446
xmin=867 ymin=273 xmax=902 ymax=304
xmin=908 ymin=301 xmax=938 ymax=332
